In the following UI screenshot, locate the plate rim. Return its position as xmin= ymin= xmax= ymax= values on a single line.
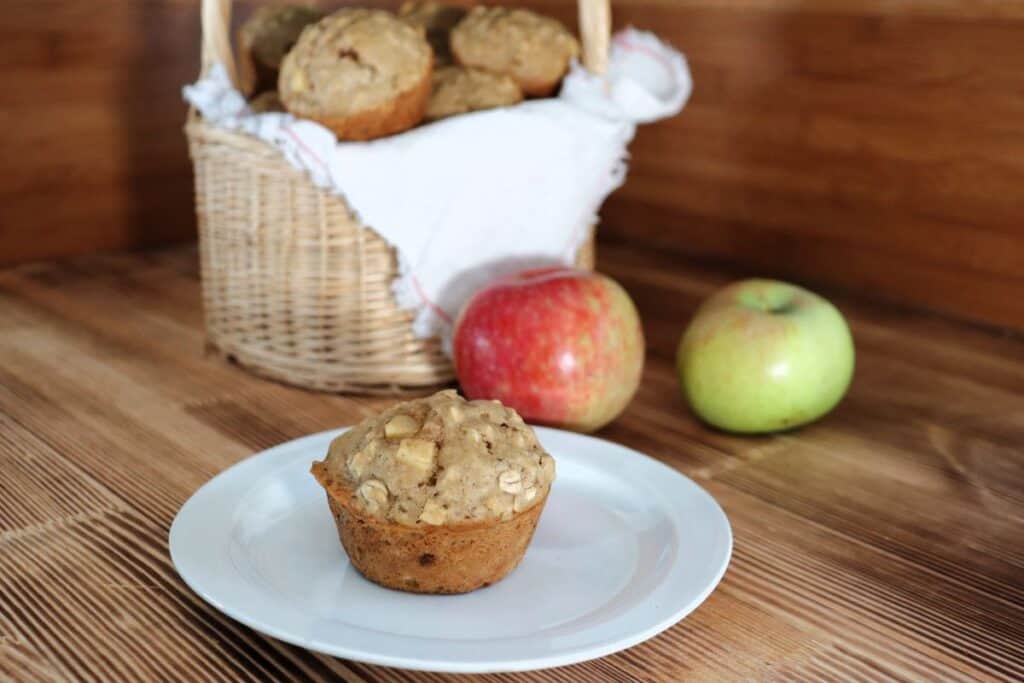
xmin=170 ymin=427 xmax=732 ymax=673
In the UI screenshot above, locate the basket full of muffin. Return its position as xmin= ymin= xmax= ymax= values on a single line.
xmin=185 ymin=0 xmax=690 ymax=394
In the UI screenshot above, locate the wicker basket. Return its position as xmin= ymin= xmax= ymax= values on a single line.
xmin=187 ymin=0 xmax=611 ymax=394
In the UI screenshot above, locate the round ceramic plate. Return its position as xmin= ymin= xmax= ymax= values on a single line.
xmin=170 ymin=427 xmax=732 ymax=673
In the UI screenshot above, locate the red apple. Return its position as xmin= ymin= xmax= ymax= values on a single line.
xmin=453 ymin=267 xmax=644 ymax=432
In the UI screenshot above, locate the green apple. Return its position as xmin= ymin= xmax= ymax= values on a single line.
xmin=677 ymin=279 xmax=854 ymax=433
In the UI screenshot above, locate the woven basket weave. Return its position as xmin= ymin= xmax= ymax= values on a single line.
xmin=187 ymin=0 xmax=611 ymax=394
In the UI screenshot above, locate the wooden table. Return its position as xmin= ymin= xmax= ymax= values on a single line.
xmin=1 ymin=243 xmax=1021 ymax=682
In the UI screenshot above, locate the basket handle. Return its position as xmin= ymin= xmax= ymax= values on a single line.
xmin=199 ymin=0 xmax=237 ymax=86
xmin=198 ymin=0 xmax=612 ymax=87
xmin=578 ymin=0 xmax=612 ymax=75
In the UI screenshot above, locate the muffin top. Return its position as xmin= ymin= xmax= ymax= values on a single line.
xmin=450 ymin=7 xmax=579 ymax=94
xmin=399 ymin=0 xmax=468 ymax=64
xmin=279 ymin=8 xmax=432 ymax=118
xmin=240 ymin=5 xmax=322 ymax=69
xmin=320 ymin=390 xmax=555 ymax=526
xmin=426 ymin=66 xmax=523 ymax=120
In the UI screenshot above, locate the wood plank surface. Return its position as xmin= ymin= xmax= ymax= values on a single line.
xmin=3 ymin=0 xmax=1024 ymax=332
xmin=0 ymin=243 xmax=1021 ymax=681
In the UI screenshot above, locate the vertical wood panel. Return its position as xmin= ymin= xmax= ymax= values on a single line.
xmin=594 ymin=0 xmax=1024 ymax=329
xmin=1 ymin=1 xmax=201 ymax=264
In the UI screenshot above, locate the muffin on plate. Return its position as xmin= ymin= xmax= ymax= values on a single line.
xmin=237 ymin=5 xmax=322 ymax=95
xmin=279 ymin=8 xmax=433 ymax=141
xmin=398 ymin=0 xmax=469 ymax=66
xmin=450 ymin=7 xmax=580 ymax=97
xmin=310 ymin=390 xmax=556 ymax=594
xmin=426 ymin=66 xmax=523 ymax=121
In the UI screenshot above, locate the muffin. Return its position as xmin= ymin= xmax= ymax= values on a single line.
xmin=248 ymin=90 xmax=285 ymax=113
xmin=279 ymin=8 xmax=433 ymax=141
xmin=310 ymin=390 xmax=556 ymax=594
xmin=426 ymin=66 xmax=523 ymax=121
xmin=398 ymin=0 xmax=469 ymax=66
xmin=237 ymin=5 xmax=322 ymax=95
xmin=450 ymin=7 xmax=580 ymax=97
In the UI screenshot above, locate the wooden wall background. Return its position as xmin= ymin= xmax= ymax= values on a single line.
xmin=3 ymin=0 xmax=1023 ymax=330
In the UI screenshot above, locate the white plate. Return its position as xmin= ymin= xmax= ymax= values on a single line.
xmin=170 ymin=427 xmax=731 ymax=673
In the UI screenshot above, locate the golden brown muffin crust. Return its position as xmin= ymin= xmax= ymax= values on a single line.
xmin=426 ymin=66 xmax=523 ymax=120
xmin=312 ymin=461 xmax=548 ymax=593
xmin=450 ymin=7 xmax=580 ymax=97
xmin=279 ymin=8 xmax=433 ymax=138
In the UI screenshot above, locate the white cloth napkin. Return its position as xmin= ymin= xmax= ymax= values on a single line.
xmin=184 ymin=28 xmax=691 ymax=344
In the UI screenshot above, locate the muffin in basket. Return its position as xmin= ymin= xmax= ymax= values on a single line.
xmin=450 ymin=7 xmax=580 ymax=96
xmin=426 ymin=66 xmax=523 ymax=121
xmin=310 ymin=390 xmax=556 ymax=594
xmin=279 ymin=8 xmax=433 ymax=141
xmin=237 ymin=5 xmax=322 ymax=95
xmin=247 ymin=90 xmax=285 ymax=113
xmin=398 ymin=0 xmax=469 ymax=66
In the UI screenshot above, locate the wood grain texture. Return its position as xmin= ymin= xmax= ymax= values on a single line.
xmin=1 ymin=1 xmax=200 ymax=264
xmin=591 ymin=0 xmax=1024 ymax=331
xmin=0 ymin=0 xmax=287 ymax=266
xmin=0 ymin=243 xmax=1021 ymax=681
xmin=3 ymin=0 xmax=1024 ymax=333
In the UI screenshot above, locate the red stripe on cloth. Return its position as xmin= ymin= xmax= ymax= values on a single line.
xmin=412 ymin=274 xmax=454 ymax=326
xmin=613 ymin=35 xmax=676 ymax=76
xmin=283 ymin=126 xmax=329 ymax=172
